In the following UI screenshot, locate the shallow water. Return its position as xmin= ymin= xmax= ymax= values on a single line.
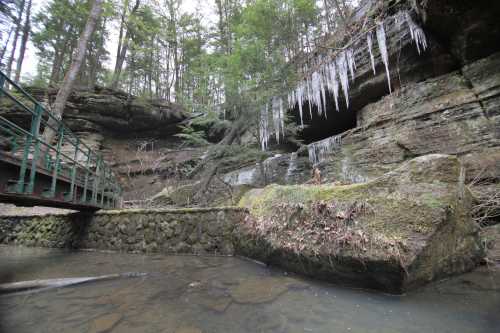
xmin=0 ymin=246 xmax=499 ymax=333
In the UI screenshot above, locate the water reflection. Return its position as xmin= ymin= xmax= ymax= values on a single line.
xmin=0 ymin=246 xmax=499 ymax=332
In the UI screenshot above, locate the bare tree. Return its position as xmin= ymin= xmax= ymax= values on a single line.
xmin=110 ymin=0 xmax=140 ymax=90
xmin=0 ymin=26 xmax=13 ymax=63
xmin=14 ymin=0 xmax=31 ymax=82
xmin=42 ymin=0 xmax=104 ymax=145
xmin=5 ymin=0 xmax=25 ymax=78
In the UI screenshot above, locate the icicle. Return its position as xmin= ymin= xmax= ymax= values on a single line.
xmin=259 ymin=104 xmax=269 ymax=151
xmin=394 ymin=10 xmax=405 ymax=30
xmin=297 ymin=83 xmax=304 ymax=127
xmin=307 ymin=135 xmax=343 ymax=165
xmin=272 ymin=98 xmax=281 ymax=144
xmin=311 ymin=71 xmax=323 ymax=117
xmin=367 ymin=32 xmax=376 ymax=75
xmin=306 ymin=78 xmax=313 ymax=119
xmin=376 ymin=22 xmax=392 ymax=93
xmin=346 ymin=48 xmax=356 ymax=82
xmin=336 ymin=51 xmax=350 ymax=108
xmin=327 ymin=62 xmax=340 ymax=111
xmin=318 ymin=66 xmax=328 ymax=118
xmin=279 ymin=97 xmax=285 ymax=139
xmin=321 ymin=78 xmax=327 ymax=119
xmin=405 ymin=12 xmax=428 ymax=54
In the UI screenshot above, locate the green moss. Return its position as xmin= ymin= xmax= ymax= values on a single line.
xmin=97 ymin=206 xmax=246 ymax=216
xmin=239 ymin=177 xmax=454 ymax=246
xmin=419 ymin=192 xmax=447 ymax=209
xmin=239 ymin=182 xmax=369 ymax=217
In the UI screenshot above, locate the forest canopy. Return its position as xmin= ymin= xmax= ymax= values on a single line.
xmin=1 ymin=1 xmax=358 ymax=105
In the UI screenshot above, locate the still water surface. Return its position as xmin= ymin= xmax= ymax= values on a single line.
xmin=0 ymin=246 xmax=499 ymax=333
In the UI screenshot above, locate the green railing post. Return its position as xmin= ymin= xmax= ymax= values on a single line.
xmin=10 ymin=135 xmax=18 ymax=153
xmin=26 ymin=104 xmax=44 ymax=194
xmin=16 ymin=133 xmax=31 ymax=193
xmin=100 ymin=168 xmax=106 ymax=206
xmin=44 ymin=148 xmax=52 ymax=170
xmin=47 ymin=125 xmax=64 ymax=197
xmin=92 ymin=157 xmax=101 ymax=205
xmin=81 ymin=149 xmax=91 ymax=203
xmin=67 ymin=137 xmax=80 ymax=202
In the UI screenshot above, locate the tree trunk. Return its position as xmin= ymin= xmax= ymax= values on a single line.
xmin=0 ymin=27 xmax=13 ymax=63
xmin=6 ymin=0 xmax=25 ymax=79
xmin=115 ymin=1 xmax=127 ymax=67
xmin=14 ymin=0 xmax=32 ymax=82
xmin=110 ymin=0 xmax=140 ymax=90
xmin=49 ymin=47 xmax=63 ymax=86
xmin=49 ymin=27 xmax=74 ymax=86
xmin=42 ymin=0 xmax=104 ymax=146
xmin=87 ymin=17 xmax=106 ymax=89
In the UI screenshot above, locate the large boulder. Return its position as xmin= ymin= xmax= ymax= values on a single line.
xmin=236 ymin=154 xmax=484 ymax=293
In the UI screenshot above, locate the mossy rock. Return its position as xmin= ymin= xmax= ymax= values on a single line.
xmin=237 ymin=154 xmax=485 ymax=293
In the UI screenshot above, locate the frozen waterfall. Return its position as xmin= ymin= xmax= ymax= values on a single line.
xmin=308 ymin=135 xmax=342 ymax=165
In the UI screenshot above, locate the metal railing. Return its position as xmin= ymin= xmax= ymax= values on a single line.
xmin=0 ymin=70 xmax=121 ymax=209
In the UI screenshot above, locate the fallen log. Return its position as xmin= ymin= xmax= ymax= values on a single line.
xmin=0 ymin=272 xmax=147 ymax=295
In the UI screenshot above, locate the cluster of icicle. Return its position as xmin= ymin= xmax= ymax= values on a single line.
xmin=259 ymin=97 xmax=285 ymax=150
xmin=259 ymin=10 xmax=428 ymax=151
xmin=288 ymin=10 xmax=428 ymax=126
xmin=308 ymin=135 xmax=342 ymax=165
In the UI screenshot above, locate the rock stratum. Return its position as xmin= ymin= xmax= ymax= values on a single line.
xmin=0 ymin=86 xmax=189 ymax=137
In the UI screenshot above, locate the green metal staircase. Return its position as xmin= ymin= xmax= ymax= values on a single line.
xmin=0 ymin=70 xmax=121 ymax=211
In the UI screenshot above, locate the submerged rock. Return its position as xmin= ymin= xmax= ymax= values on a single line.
xmin=230 ymin=277 xmax=297 ymax=304
xmin=236 ymin=154 xmax=485 ymax=293
xmin=89 ymin=313 xmax=123 ymax=333
xmin=175 ymin=327 xmax=203 ymax=333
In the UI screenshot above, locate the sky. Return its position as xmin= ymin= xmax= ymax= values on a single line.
xmin=21 ymin=0 xmax=214 ymax=79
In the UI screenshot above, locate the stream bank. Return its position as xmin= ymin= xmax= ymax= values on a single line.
xmin=0 ymin=154 xmax=488 ymax=293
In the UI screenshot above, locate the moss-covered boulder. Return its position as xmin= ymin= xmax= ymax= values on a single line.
xmin=237 ymin=154 xmax=485 ymax=293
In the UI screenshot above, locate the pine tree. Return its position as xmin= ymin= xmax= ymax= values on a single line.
xmin=41 ymin=0 xmax=104 ymax=145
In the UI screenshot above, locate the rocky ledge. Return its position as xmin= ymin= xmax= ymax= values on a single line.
xmin=236 ymin=154 xmax=485 ymax=293
xmin=0 ymin=86 xmax=189 ymax=138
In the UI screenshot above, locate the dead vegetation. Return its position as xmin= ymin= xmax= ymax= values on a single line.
xmin=243 ymin=198 xmax=407 ymax=264
xmin=468 ymin=169 xmax=500 ymax=226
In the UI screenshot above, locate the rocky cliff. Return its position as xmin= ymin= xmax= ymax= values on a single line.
xmin=207 ymin=0 xmax=500 ymax=224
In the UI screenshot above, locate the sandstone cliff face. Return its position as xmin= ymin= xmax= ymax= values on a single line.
xmin=317 ymin=1 xmax=500 ymax=183
xmin=25 ymin=87 xmax=188 ymax=137
xmin=294 ymin=0 xmax=500 ymax=142
xmin=322 ymin=52 xmax=500 ymax=186
xmin=224 ymin=0 xmax=500 ymax=207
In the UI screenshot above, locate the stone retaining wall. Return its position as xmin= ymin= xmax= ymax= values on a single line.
xmin=0 ymin=207 xmax=247 ymax=255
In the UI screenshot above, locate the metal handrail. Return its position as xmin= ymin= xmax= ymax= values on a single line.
xmin=0 ymin=70 xmax=121 ymax=208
